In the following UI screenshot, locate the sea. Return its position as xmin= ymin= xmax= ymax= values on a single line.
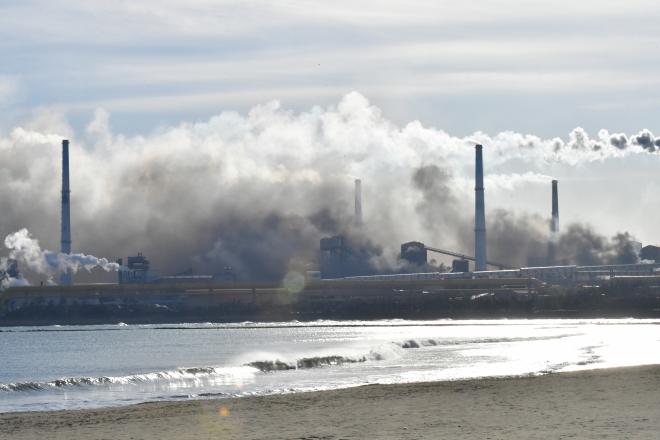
xmin=2 ymin=318 xmax=660 ymax=413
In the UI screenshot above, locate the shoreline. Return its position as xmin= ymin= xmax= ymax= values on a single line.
xmin=3 ymin=309 xmax=660 ymax=327
xmin=2 ymin=365 xmax=660 ymax=439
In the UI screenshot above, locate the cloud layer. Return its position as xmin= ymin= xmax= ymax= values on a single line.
xmin=2 ymin=0 xmax=660 ymax=142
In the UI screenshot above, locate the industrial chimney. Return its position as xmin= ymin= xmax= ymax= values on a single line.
xmin=474 ymin=144 xmax=487 ymax=272
xmin=355 ymin=179 xmax=362 ymax=224
xmin=547 ymin=179 xmax=559 ymax=265
xmin=61 ymin=140 xmax=72 ymax=286
xmin=551 ymin=180 xmax=559 ymax=234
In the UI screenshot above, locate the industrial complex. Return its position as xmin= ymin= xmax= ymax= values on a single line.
xmin=1 ymin=139 xmax=660 ymax=314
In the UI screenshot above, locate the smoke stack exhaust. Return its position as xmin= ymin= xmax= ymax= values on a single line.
xmin=355 ymin=178 xmax=362 ymax=224
xmin=548 ymin=179 xmax=559 ymax=265
xmin=474 ymin=144 xmax=487 ymax=271
xmin=61 ymin=140 xmax=72 ymax=286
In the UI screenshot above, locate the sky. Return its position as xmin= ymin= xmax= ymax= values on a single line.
xmin=0 ymin=1 xmax=659 ymax=283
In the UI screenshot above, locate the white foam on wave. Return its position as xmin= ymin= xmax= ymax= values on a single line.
xmin=0 ymin=339 xmax=408 ymax=394
xmin=236 ymin=337 xmax=410 ymax=372
xmin=0 ymin=366 xmax=258 ymax=393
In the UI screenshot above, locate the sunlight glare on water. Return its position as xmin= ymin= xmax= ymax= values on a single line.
xmin=1 ymin=318 xmax=660 ymax=413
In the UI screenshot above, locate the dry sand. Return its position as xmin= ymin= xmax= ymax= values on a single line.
xmin=2 ymin=365 xmax=660 ymax=439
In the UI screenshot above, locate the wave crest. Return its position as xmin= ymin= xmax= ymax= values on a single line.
xmin=0 ymin=366 xmax=252 ymax=393
xmin=248 ymin=355 xmax=367 ymax=372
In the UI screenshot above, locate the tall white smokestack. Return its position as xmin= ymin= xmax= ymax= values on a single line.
xmin=355 ymin=178 xmax=362 ymax=224
xmin=61 ymin=140 xmax=72 ymax=286
xmin=474 ymin=144 xmax=487 ymax=272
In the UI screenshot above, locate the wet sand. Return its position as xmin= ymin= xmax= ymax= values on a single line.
xmin=1 ymin=365 xmax=660 ymax=439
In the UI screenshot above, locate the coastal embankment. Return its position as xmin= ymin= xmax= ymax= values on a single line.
xmin=4 ymin=275 xmax=660 ymax=326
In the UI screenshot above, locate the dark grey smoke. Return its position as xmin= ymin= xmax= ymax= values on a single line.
xmin=630 ymin=129 xmax=660 ymax=153
xmin=609 ymin=133 xmax=628 ymax=150
xmin=555 ymin=226 xmax=639 ymax=266
xmin=604 ymin=129 xmax=660 ymax=153
xmin=0 ymin=154 xmax=641 ymax=282
xmin=411 ymin=165 xmax=472 ymax=247
xmin=485 ymin=210 xmax=548 ymax=268
xmin=408 ymin=164 xmax=635 ymax=270
xmin=482 ymin=214 xmax=640 ymax=268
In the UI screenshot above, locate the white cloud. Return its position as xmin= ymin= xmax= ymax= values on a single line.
xmin=0 ymin=0 xmax=658 ymax=149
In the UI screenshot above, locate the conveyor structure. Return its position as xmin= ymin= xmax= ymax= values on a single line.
xmin=424 ymin=245 xmax=516 ymax=270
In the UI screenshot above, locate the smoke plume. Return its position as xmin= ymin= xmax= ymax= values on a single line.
xmin=555 ymin=226 xmax=640 ymax=266
xmin=484 ymin=213 xmax=641 ymax=268
xmin=0 ymin=93 xmax=654 ymax=282
xmin=2 ymin=229 xmax=125 ymax=285
xmin=0 ymin=276 xmax=30 ymax=291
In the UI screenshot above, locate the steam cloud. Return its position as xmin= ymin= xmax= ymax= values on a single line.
xmin=0 ymin=92 xmax=652 ymax=282
xmin=2 ymin=229 xmax=125 ymax=286
xmin=0 ymin=273 xmax=30 ymax=291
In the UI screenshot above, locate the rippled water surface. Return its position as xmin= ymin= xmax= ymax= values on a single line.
xmin=2 ymin=318 xmax=660 ymax=413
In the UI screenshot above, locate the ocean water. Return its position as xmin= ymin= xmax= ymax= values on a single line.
xmin=2 ymin=318 xmax=660 ymax=413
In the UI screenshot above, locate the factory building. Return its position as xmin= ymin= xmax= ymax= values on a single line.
xmin=118 ymin=254 xmax=236 ymax=285
xmin=320 ymin=235 xmax=349 ymax=278
xmin=342 ymin=262 xmax=660 ymax=283
xmin=400 ymin=241 xmax=513 ymax=271
xmin=641 ymin=245 xmax=660 ymax=263
xmin=451 ymin=260 xmax=470 ymax=273
xmin=320 ymin=236 xmax=348 ymax=257
xmin=400 ymin=242 xmax=427 ymax=266
xmin=319 ymin=235 xmax=387 ymax=279
xmin=118 ymin=254 xmax=158 ymax=284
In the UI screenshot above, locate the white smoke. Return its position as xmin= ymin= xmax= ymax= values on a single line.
xmin=0 ymin=276 xmax=30 ymax=291
xmin=487 ymin=172 xmax=555 ymax=191
xmin=453 ymin=172 xmax=555 ymax=193
xmin=3 ymin=229 xmax=126 ymax=283
xmin=0 ymin=254 xmax=30 ymax=290
xmin=0 ymin=92 xmax=657 ymax=280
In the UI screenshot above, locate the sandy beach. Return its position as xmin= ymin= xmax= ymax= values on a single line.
xmin=1 ymin=365 xmax=659 ymax=439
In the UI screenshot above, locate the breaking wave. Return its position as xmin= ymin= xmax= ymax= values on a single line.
xmin=246 ymin=334 xmax=576 ymax=374
xmin=2 ymin=343 xmax=405 ymax=393
xmin=248 ymin=355 xmax=367 ymax=372
xmin=396 ymin=334 xmax=574 ymax=349
xmin=0 ymin=366 xmax=254 ymax=393
xmin=247 ymin=340 xmax=407 ymax=372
